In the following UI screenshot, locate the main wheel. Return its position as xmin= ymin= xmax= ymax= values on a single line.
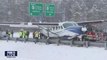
xmin=40 ymin=33 xmax=48 ymax=39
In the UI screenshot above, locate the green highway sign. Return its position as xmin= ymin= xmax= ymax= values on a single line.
xmin=46 ymin=4 xmax=55 ymax=16
xmin=29 ymin=2 xmax=43 ymax=16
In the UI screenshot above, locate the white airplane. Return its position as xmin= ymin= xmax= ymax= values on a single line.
xmin=0 ymin=20 xmax=104 ymax=40
xmin=34 ymin=20 xmax=104 ymax=39
xmin=39 ymin=21 xmax=87 ymax=39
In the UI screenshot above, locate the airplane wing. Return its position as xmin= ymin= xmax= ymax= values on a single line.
xmin=0 ymin=20 xmax=105 ymax=28
xmin=77 ymin=20 xmax=105 ymax=24
xmin=32 ymin=20 xmax=105 ymax=25
xmin=32 ymin=22 xmax=58 ymax=25
xmin=0 ymin=22 xmax=58 ymax=25
xmin=0 ymin=22 xmax=58 ymax=28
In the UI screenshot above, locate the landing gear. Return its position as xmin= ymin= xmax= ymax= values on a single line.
xmin=72 ymin=37 xmax=80 ymax=41
xmin=40 ymin=33 xmax=48 ymax=39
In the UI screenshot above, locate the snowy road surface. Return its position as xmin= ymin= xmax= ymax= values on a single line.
xmin=0 ymin=40 xmax=107 ymax=60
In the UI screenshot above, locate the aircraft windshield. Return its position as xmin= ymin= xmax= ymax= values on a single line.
xmin=63 ymin=23 xmax=78 ymax=28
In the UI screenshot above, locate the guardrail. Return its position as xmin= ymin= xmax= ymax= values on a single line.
xmin=0 ymin=37 xmax=107 ymax=50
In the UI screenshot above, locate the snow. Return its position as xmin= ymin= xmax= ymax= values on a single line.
xmin=0 ymin=40 xmax=107 ymax=60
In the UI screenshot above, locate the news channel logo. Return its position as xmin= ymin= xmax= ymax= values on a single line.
xmin=5 ymin=51 xmax=17 ymax=58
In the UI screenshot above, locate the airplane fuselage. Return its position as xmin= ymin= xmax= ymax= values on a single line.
xmin=40 ymin=21 xmax=87 ymax=39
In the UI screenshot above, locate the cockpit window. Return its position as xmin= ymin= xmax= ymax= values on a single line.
xmin=63 ymin=23 xmax=78 ymax=28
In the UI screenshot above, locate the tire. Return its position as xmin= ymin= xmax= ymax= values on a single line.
xmin=72 ymin=37 xmax=80 ymax=41
xmin=40 ymin=33 xmax=47 ymax=39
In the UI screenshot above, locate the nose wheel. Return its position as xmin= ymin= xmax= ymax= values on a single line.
xmin=72 ymin=37 xmax=80 ymax=41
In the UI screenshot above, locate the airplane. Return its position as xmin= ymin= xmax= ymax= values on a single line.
xmin=33 ymin=20 xmax=104 ymax=40
xmin=39 ymin=21 xmax=87 ymax=40
xmin=0 ymin=20 xmax=105 ymax=40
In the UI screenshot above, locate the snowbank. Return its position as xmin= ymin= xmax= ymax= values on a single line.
xmin=0 ymin=40 xmax=107 ymax=60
